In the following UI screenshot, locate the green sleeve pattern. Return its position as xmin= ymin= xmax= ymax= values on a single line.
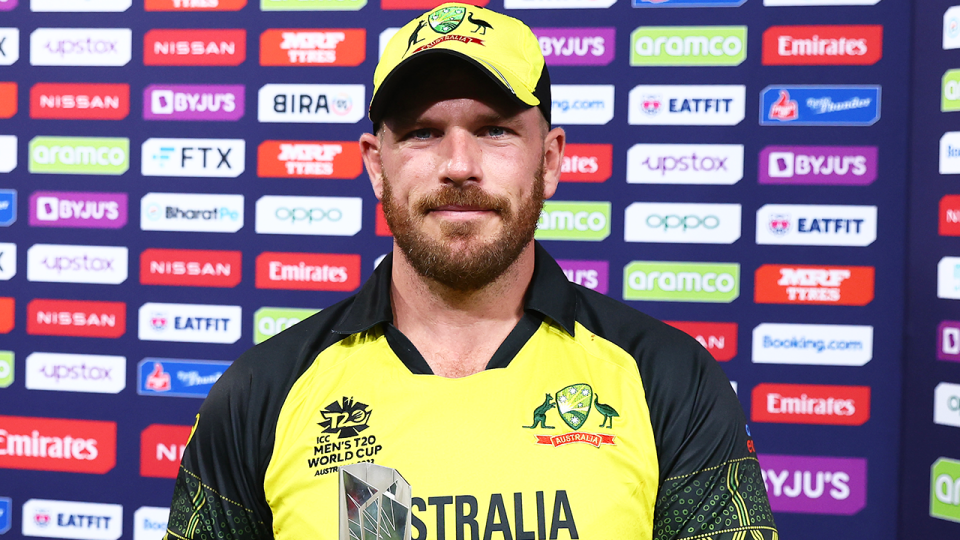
xmin=165 ymin=466 xmax=272 ymax=540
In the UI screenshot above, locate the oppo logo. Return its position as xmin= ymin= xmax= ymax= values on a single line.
xmin=624 ymin=203 xmax=741 ymax=244
xmin=274 ymin=207 xmax=343 ymax=223
xmin=255 ymin=195 xmax=361 ymax=236
xmin=646 ymin=214 xmax=718 ymax=230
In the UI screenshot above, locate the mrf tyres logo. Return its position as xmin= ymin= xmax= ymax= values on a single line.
xmin=146 ymin=0 xmax=247 ymax=10
xmin=522 ymin=383 xmax=618 ymax=449
xmin=761 ymin=86 xmax=881 ymax=126
xmin=751 ymin=383 xmax=870 ymax=426
xmin=309 ymin=396 xmax=380 ymax=478
xmin=755 ymin=204 xmax=877 ymax=246
xmin=754 ymin=264 xmax=875 ymax=306
xmin=258 ymin=84 xmax=365 ymax=124
xmin=624 ymin=202 xmax=741 ymax=244
xmin=759 ymin=146 xmax=877 ymax=186
xmin=623 ymin=261 xmax=739 ymax=303
xmin=533 ymin=27 xmax=615 ymax=66
xmin=630 ymin=26 xmax=746 ymax=66
xmin=260 ymin=29 xmax=366 ymax=66
xmin=932 ymin=457 xmax=960 ymax=523
xmin=29 ymin=137 xmax=129 ymax=176
xmin=257 ymin=140 xmax=362 ymax=179
xmin=758 ymin=454 xmax=867 ymax=516
xmin=762 ymin=25 xmax=882 ymax=66
xmin=0 ymin=415 xmax=116 ymax=474
xmin=141 ymin=138 xmax=244 ymax=178
xmin=535 ymin=201 xmax=610 ymax=241
xmin=627 ymin=143 xmax=744 ymax=185
xmin=629 ymin=84 xmax=745 ymax=125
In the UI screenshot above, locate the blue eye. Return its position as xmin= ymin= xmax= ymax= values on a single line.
xmin=410 ymin=129 xmax=433 ymax=140
xmin=486 ymin=126 xmax=507 ymax=137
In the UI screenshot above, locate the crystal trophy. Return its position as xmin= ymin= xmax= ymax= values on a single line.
xmin=339 ymin=463 xmax=412 ymax=540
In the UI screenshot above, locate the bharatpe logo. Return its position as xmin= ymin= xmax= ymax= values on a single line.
xmin=30 ymin=28 xmax=132 ymax=66
xmin=25 ymin=352 xmax=126 ymax=394
xmin=260 ymin=0 xmax=366 ymax=10
xmin=761 ymin=86 xmax=881 ymax=126
xmin=758 ymin=454 xmax=867 ymax=516
xmin=558 ymin=259 xmax=609 ymax=293
xmin=946 ymin=7 xmax=960 ymax=50
xmin=937 ymin=257 xmax=960 ymax=299
xmin=759 ymin=146 xmax=877 ymax=185
xmin=752 ymin=323 xmax=873 ymax=366
xmin=536 ymin=201 xmax=611 ymax=241
xmin=30 ymin=83 xmax=130 ymax=121
xmin=551 ymin=85 xmax=615 ymax=125
xmin=141 ymin=138 xmax=245 ymax=178
xmin=253 ymin=306 xmax=320 ymax=344
xmin=934 ymin=382 xmax=960 ymax=429
xmin=944 ymin=70 xmax=960 ymax=112
xmin=0 ymin=28 xmax=19 ymax=65
xmin=504 ymin=0 xmax=615 ymax=9
xmin=534 ymin=28 xmax=615 ymax=66
xmin=258 ymin=84 xmax=365 ymax=124
xmin=30 ymin=191 xmax=127 ymax=229
xmin=932 ymin=457 xmax=960 ymax=522
xmin=31 ymin=0 xmax=131 ymax=11
xmin=257 ymin=140 xmax=362 ymax=179
xmin=940 ymin=132 xmax=960 ymax=174
xmin=939 ymin=321 xmax=960 ymax=363
xmin=0 ymin=136 xmax=16 ymax=173
xmin=0 ymin=243 xmax=16 ymax=281
xmin=21 ymin=499 xmax=123 ymax=540
xmin=27 ymin=244 xmax=128 ymax=285
xmin=255 ymin=195 xmax=362 ymax=236
xmin=144 ymin=84 xmax=244 ymax=122
xmin=627 ymin=144 xmax=743 ymax=185
xmin=138 ymin=302 xmax=242 ymax=344
xmin=624 ymin=202 xmax=741 ymax=244
xmin=623 ymin=261 xmax=739 ymax=302
xmin=630 ymin=26 xmax=746 ymax=66
xmin=140 ymin=193 xmax=244 ymax=233
xmin=0 ymin=190 xmax=15 ymax=226
xmin=762 ymin=25 xmax=882 ymax=66
xmin=29 ymin=137 xmax=129 ymax=176
xmin=133 ymin=507 xmax=169 ymax=540
xmin=260 ymin=29 xmax=366 ymax=67
xmin=629 ymin=85 xmax=745 ymax=125
xmin=755 ymin=204 xmax=877 ymax=246
xmin=137 ymin=358 xmax=231 ymax=397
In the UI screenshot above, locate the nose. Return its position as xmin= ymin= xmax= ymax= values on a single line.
xmin=437 ymin=127 xmax=483 ymax=186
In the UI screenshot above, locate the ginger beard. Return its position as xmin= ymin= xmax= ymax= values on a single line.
xmin=381 ymin=161 xmax=546 ymax=292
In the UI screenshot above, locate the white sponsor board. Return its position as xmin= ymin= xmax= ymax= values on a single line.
xmin=764 ymin=0 xmax=880 ymax=4
xmin=755 ymin=204 xmax=877 ymax=246
xmin=22 ymin=499 xmax=123 ymax=540
xmin=25 ymin=352 xmax=126 ymax=394
xmin=27 ymin=244 xmax=128 ymax=284
xmin=0 ymin=28 xmax=19 ymax=65
xmin=31 ymin=0 xmax=132 ymax=11
xmin=504 ymin=0 xmax=617 ymax=9
xmin=138 ymin=302 xmax=242 ymax=344
xmin=140 ymin=193 xmax=244 ymax=233
xmin=0 ymin=136 xmax=16 ymax=173
xmin=629 ymin=85 xmax=745 ymax=126
xmin=379 ymin=28 xmax=400 ymax=59
xmin=255 ymin=195 xmax=362 ymax=236
xmin=935 ymin=382 xmax=960 ymax=428
xmin=141 ymin=138 xmax=245 ymax=178
xmin=551 ymin=85 xmax=615 ymax=125
xmin=940 ymin=132 xmax=960 ymax=174
xmin=258 ymin=84 xmax=365 ymax=124
xmin=626 ymin=144 xmax=743 ymax=185
xmin=946 ymin=7 xmax=960 ymax=50
xmin=624 ymin=202 xmax=741 ymax=244
xmin=752 ymin=323 xmax=873 ymax=366
xmin=30 ymin=28 xmax=132 ymax=67
xmin=133 ymin=507 xmax=169 ymax=540
xmin=0 ymin=242 xmax=16 ymax=281
xmin=938 ymin=256 xmax=960 ymax=299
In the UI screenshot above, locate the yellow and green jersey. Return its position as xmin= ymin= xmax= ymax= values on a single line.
xmin=165 ymin=244 xmax=778 ymax=540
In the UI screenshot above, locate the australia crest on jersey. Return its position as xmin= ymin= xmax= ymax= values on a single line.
xmin=523 ymin=383 xmax=619 ymax=448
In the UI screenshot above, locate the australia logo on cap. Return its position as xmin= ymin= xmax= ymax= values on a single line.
xmin=429 ymin=6 xmax=466 ymax=34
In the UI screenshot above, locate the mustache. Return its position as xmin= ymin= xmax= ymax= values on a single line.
xmin=413 ymin=185 xmax=510 ymax=215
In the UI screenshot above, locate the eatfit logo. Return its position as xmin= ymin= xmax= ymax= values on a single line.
xmin=144 ymin=84 xmax=245 ymax=122
xmin=25 ymin=352 xmax=126 ymax=394
xmin=762 ymin=25 xmax=882 ymax=66
xmin=623 ymin=261 xmax=740 ymax=302
xmin=623 ymin=202 xmax=742 ymax=244
xmin=141 ymin=138 xmax=245 ymax=178
xmin=30 ymin=191 xmax=127 ymax=229
xmin=536 ymin=201 xmax=611 ymax=241
xmin=27 ymin=299 xmax=126 ymax=338
xmin=627 ymin=144 xmax=744 ymax=185
xmin=752 ymin=323 xmax=873 ymax=366
xmin=758 ymin=454 xmax=867 ymax=516
xmin=27 ymin=244 xmax=129 ymax=285
xmin=629 ymin=85 xmax=745 ymax=125
xmin=0 ymin=415 xmax=116 ymax=474
xmin=30 ymin=28 xmax=132 ymax=67
xmin=138 ymin=303 xmax=242 ymax=344
xmin=759 ymin=146 xmax=877 ymax=185
xmin=630 ymin=26 xmax=747 ymax=66
xmin=255 ymin=195 xmax=363 ymax=236
xmin=30 ymin=83 xmax=130 ymax=120
xmin=140 ymin=248 xmax=242 ymax=288
xmin=665 ymin=321 xmax=737 ymax=361
xmin=22 ymin=499 xmax=123 ymax=540
xmin=257 ymin=141 xmax=362 ymax=179
xmin=258 ymin=84 xmax=365 ymax=124
xmin=140 ymin=193 xmax=244 ymax=233
xmin=534 ymin=27 xmax=615 ymax=66
xmin=550 ymin=85 xmax=615 ymax=125
xmin=754 ymin=264 xmax=875 ymax=305
xmin=29 ymin=136 xmax=130 ymax=176
xmin=255 ymin=252 xmax=360 ymax=291
xmin=144 ymin=29 xmax=246 ymax=66
xmin=755 ymin=204 xmax=877 ymax=246
xmin=260 ymin=29 xmax=365 ymax=66
xmin=752 ymin=383 xmax=870 ymax=426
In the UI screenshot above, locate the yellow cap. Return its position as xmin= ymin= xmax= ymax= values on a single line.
xmin=369 ymin=3 xmax=550 ymax=125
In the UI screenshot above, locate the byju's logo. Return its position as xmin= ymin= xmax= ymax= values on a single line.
xmin=0 ymin=29 xmax=20 ymax=65
xmin=27 ymin=244 xmax=128 ymax=285
xmin=536 ymin=201 xmax=611 ymax=241
xmin=31 ymin=0 xmax=131 ymax=11
xmin=627 ymin=144 xmax=743 ymax=184
xmin=133 ymin=507 xmax=169 ymax=540
xmin=260 ymin=29 xmax=366 ymax=66
xmin=557 ymin=259 xmax=609 ymax=294
xmin=30 ymin=191 xmax=127 ymax=229
xmin=0 ymin=189 xmax=15 ymax=226
xmin=146 ymin=0 xmax=246 ymax=9
xmin=260 ymin=0 xmax=366 ymax=10
xmin=30 ymin=83 xmax=130 ymax=120
xmin=762 ymin=25 xmax=882 ymax=66
xmin=665 ymin=321 xmax=737 ymax=361
xmin=0 ymin=416 xmax=116 ymax=474
xmin=624 ymin=202 xmax=741 ymax=244
xmin=140 ymin=425 xmax=191 ymax=478
xmin=253 ymin=306 xmax=320 ymax=344
xmin=141 ymin=138 xmax=245 ymax=178
xmin=752 ymin=323 xmax=873 ymax=366
xmin=137 ymin=358 xmax=231 ymax=397
xmin=752 ymin=383 xmax=871 ymax=425
xmin=755 ymin=264 xmax=875 ymax=305
xmin=623 ymin=261 xmax=739 ymax=302
xmin=758 ymin=454 xmax=867 ymax=516
xmin=939 ymin=321 xmax=960 ymax=363
xmin=0 ymin=136 xmax=16 ymax=173
xmin=761 ymin=86 xmax=881 ymax=126
xmin=940 ymin=132 xmax=960 ymax=174
xmin=255 ymin=195 xmax=362 ymax=236
xmin=550 ymin=85 xmax=615 ymax=125
xmin=935 ymin=382 xmax=960 ymax=429
xmin=143 ymin=29 xmax=246 ymax=66
xmin=560 ymin=143 xmax=612 ymax=182
xmin=257 ymin=141 xmax=362 ymax=179
xmin=630 ymin=26 xmax=746 ymax=66
xmin=29 ymin=137 xmax=129 ymax=176
xmin=0 ymin=243 xmax=15 ymax=281
xmin=144 ymin=84 xmax=245 ymax=122
xmin=533 ymin=27 xmax=615 ymax=66
xmin=258 ymin=84 xmax=365 ymax=124
xmin=25 ymin=352 xmax=126 ymax=394
xmin=140 ymin=193 xmax=244 ymax=233
xmin=755 ymin=204 xmax=877 ymax=246
xmin=22 ymin=499 xmax=122 ymax=540
xmin=138 ymin=303 xmax=241 ymax=344
xmin=140 ymin=248 xmax=242 ymax=288
xmin=629 ymin=85 xmax=745 ymax=125
xmin=932 ymin=457 xmax=960 ymax=522
xmin=759 ymin=146 xmax=877 ymax=185
xmin=255 ymin=252 xmax=360 ymax=291
xmin=30 ymin=28 xmax=131 ymax=66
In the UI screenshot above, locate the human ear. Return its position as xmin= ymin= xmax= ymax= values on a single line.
xmin=541 ymin=127 xmax=565 ymax=200
xmin=359 ymin=132 xmax=385 ymax=200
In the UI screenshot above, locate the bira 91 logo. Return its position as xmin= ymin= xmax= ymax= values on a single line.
xmin=550 ymin=85 xmax=615 ymax=125
xmin=629 ymin=84 xmax=745 ymax=126
xmin=257 ymin=141 xmax=362 ymax=179
xmin=940 ymin=195 xmax=960 ymax=236
xmin=258 ymin=84 xmax=366 ymax=124
xmin=27 ymin=299 xmax=126 ymax=338
xmin=559 ymin=144 xmax=612 ymax=182
xmin=140 ymin=248 xmax=242 ymax=288
xmin=938 ymin=321 xmax=960 ymax=363
xmin=144 ymin=84 xmax=245 ymax=122
xmin=630 ymin=26 xmax=747 ymax=66
xmin=253 ymin=306 xmax=320 ymax=344
xmin=755 ymin=204 xmax=877 ymax=246
xmin=137 ymin=358 xmax=231 ymax=398
xmin=758 ymin=454 xmax=867 ymax=515
xmin=762 ymin=25 xmax=882 ymax=66
xmin=627 ymin=143 xmax=744 ymax=185
xmin=255 ymin=252 xmax=361 ymax=291
xmin=664 ymin=321 xmax=737 ymax=361
xmin=22 ymin=499 xmax=123 ymax=540
xmin=260 ymin=0 xmax=366 ymax=10
xmin=557 ymin=259 xmax=609 ymax=294
xmin=30 ymin=28 xmax=132 ymax=67
xmin=30 ymin=191 xmax=127 ymax=229
xmin=141 ymin=138 xmax=245 ymax=178
xmin=30 ymin=83 xmax=129 ymax=120
xmin=144 ymin=29 xmax=246 ymax=66
xmin=146 ymin=0 xmax=247 ymax=10
xmin=932 ymin=457 xmax=960 ymax=523
xmin=29 ymin=136 xmax=130 ymax=176
xmin=536 ymin=201 xmax=611 ymax=241
xmin=752 ymin=383 xmax=870 ymax=425
xmin=759 ymin=146 xmax=878 ymax=186
xmin=138 ymin=303 xmax=242 ymax=344
xmin=533 ymin=27 xmax=615 ymax=66
xmin=0 ymin=415 xmax=116 ymax=473
xmin=260 ymin=29 xmax=365 ymax=66
xmin=623 ymin=261 xmax=740 ymax=303
xmin=761 ymin=86 xmax=881 ymax=126
xmin=140 ymin=424 xmax=191 ymax=478
xmin=754 ymin=264 xmax=875 ymax=306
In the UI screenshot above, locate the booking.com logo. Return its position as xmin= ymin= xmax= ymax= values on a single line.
xmin=645 ymin=214 xmax=719 ymax=231
xmin=274 ymin=207 xmax=343 ymax=223
xmin=761 ymin=336 xmax=865 ymax=353
xmin=552 ymin=99 xmax=606 ymax=112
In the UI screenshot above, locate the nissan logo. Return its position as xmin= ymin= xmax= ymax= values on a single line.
xmin=645 ymin=214 xmax=719 ymax=231
xmin=275 ymin=207 xmax=343 ymax=223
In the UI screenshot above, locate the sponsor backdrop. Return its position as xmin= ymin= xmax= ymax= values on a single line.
xmin=0 ymin=0 xmax=939 ymax=539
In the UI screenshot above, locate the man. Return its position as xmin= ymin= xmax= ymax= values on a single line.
xmin=164 ymin=4 xmax=778 ymax=540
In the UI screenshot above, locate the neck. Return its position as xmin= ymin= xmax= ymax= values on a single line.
xmin=390 ymin=242 xmax=536 ymax=378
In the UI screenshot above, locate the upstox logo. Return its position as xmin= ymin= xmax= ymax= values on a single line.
xmin=254 ymin=307 xmax=320 ymax=344
xmin=623 ymin=261 xmax=739 ymax=302
xmin=535 ymin=201 xmax=611 ymax=241
xmin=630 ymin=26 xmax=746 ymax=66
xmin=29 ymin=137 xmax=129 ymax=175
xmin=932 ymin=457 xmax=960 ymax=522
